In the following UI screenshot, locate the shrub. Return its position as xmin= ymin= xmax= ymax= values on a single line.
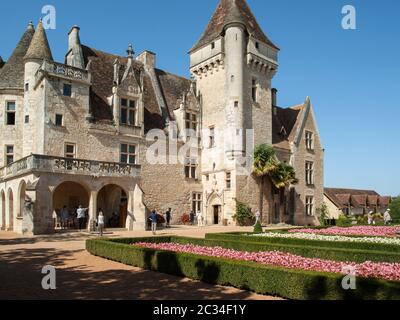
xmin=254 ymin=221 xmax=263 ymax=234
xmin=336 ymin=214 xmax=352 ymax=227
xmin=86 ymin=237 xmax=400 ymax=300
xmin=233 ymin=200 xmax=254 ymax=226
xmin=389 ymin=196 xmax=400 ymax=221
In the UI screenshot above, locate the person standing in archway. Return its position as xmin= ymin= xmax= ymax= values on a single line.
xmin=97 ymin=211 xmax=105 ymax=237
xmin=77 ymin=205 xmax=88 ymax=231
xmin=60 ymin=206 xmax=69 ymax=230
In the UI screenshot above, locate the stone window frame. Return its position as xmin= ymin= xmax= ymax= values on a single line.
xmin=120 ymin=98 xmax=137 ymax=127
xmin=305 ymin=196 xmax=314 ymax=216
xmin=55 ymin=114 xmax=64 ymax=127
xmin=120 ymin=143 xmax=138 ymax=165
xmin=64 ymin=142 xmax=76 ymax=159
xmin=305 ymin=130 xmax=314 ymax=151
xmin=225 ymin=171 xmax=232 ymax=190
xmin=185 ymin=111 xmax=198 ymax=138
xmin=192 ymin=192 xmax=202 ymax=214
xmin=305 ymin=161 xmax=314 ymax=186
xmin=5 ymin=101 xmax=16 ymax=126
xmin=184 ymin=157 xmax=198 ymax=180
xmin=209 ymin=126 xmax=216 ymax=149
xmin=251 ymin=78 xmax=258 ymax=103
xmin=5 ymin=144 xmax=14 ymax=165
xmin=63 ymin=83 xmax=72 ymax=97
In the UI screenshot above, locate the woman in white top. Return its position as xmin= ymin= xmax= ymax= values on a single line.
xmin=97 ymin=211 xmax=105 ymax=237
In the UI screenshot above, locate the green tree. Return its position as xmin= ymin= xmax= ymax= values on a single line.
xmin=252 ymin=144 xmax=278 ymax=224
xmin=389 ymin=196 xmax=400 ymax=222
xmin=316 ymin=203 xmax=329 ymax=226
xmin=270 ymin=162 xmax=298 ymax=223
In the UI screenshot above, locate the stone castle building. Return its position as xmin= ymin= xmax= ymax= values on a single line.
xmin=0 ymin=0 xmax=324 ymax=234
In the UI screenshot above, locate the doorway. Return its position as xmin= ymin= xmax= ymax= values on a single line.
xmin=213 ymin=205 xmax=221 ymax=225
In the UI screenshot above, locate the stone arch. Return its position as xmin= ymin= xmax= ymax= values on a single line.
xmin=97 ymin=184 xmax=129 ymax=228
xmin=206 ymin=192 xmax=223 ymax=225
xmin=17 ymin=180 xmax=27 ymax=219
xmin=0 ymin=190 xmax=5 ymax=230
xmin=7 ymin=188 xmax=14 ymax=231
xmin=52 ymin=181 xmax=90 ymax=229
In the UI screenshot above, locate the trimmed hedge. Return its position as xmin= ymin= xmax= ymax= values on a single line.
xmin=205 ymin=233 xmax=400 ymax=255
xmin=86 ymin=237 xmax=400 ymax=300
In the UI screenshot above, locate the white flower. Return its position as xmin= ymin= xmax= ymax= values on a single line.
xmin=251 ymin=232 xmax=400 ymax=245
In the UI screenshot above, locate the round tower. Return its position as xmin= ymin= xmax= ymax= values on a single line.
xmin=224 ymin=22 xmax=246 ymax=159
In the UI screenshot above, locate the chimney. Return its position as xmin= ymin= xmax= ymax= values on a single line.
xmin=272 ymin=88 xmax=278 ymax=107
xmin=67 ymin=26 xmax=84 ymax=69
xmin=136 ymin=51 xmax=156 ymax=69
xmin=68 ymin=26 xmax=81 ymax=50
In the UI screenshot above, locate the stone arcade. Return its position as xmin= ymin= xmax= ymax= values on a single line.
xmin=0 ymin=0 xmax=324 ymax=234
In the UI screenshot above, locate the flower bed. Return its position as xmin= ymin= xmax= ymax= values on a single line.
xmin=134 ymin=242 xmax=400 ymax=282
xmin=252 ymin=232 xmax=400 ymax=245
xmin=289 ymin=226 xmax=400 ymax=237
xmin=86 ymin=237 xmax=400 ymax=300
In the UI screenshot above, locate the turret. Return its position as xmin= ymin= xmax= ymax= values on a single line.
xmin=224 ymin=22 xmax=246 ymax=159
xmin=24 ymin=19 xmax=53 ymax=90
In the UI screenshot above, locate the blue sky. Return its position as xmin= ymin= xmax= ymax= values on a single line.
xmin=1 ymin=0 xmax=399 ymax=195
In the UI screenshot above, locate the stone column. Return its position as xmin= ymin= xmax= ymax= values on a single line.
xmin=88 ymin=190 xmax=98 ymax=232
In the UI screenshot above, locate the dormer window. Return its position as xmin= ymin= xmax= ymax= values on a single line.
xmin=185 ymin=112 xmax=198 ymax=137
xmin=120 ymin=98 xmax=137 ymax=126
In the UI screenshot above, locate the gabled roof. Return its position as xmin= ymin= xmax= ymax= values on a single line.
xmin=81 ymin=46 xmax=195 ymax=132
xmin=272 ymin=105 xmax=303 ymax=150
xmin=0 ymin=22 xmax=35 ymax=89
xmin=24 ymin=20 xmax=53 ymax=62
xmin=324 ymin=188 xmax=391 ymax=209
xmin=191 ymin=0 xmax=278 ymax=52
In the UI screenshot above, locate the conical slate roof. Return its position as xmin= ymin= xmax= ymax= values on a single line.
xmin=191 ymin=0 xmax=278 ymax=52
xmin=0 ymin=22 xmax=35 ymax=89
xmin=24 ymin=20 xmax=53 ymax=61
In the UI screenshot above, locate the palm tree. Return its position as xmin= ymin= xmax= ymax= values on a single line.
xmin=270 ymin=162 xmax=299 ymax=223
xmin=252 ymin=144 xmax=278 ymax=224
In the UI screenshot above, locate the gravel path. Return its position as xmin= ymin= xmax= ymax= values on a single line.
xmin=0 ymin=226 xmax=283 ymax=300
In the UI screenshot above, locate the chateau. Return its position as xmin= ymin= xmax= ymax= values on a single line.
xmin=0 ymin=0 xmax=324 ymax=235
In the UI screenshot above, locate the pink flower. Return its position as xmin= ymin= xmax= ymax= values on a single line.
xmin=133 ymin=242 xmax=400 ymax=282
xmin=289 ymin=226 xmax=400 ymax=237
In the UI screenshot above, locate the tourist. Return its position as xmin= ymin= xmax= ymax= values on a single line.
xmin=368 ymin=211 xmax=375 ymax=225
xmin=60 ymin=206 xmax=69 ymax=230
xmin=384 ymin=209 xmax=392 ymax=225
xmin=97 ymin=211 xmax=105 ymax=237
xmin=189 ymin=211 xmax=195 ymax=226
xmin=196 ymin=212 xmax=203 ymax=227
xmin=149 ymin=210 xmax=158 ymax=235
xmin=77 ymin=205 xmax=88 ymax=231
xmin=165 ymin=208 xmax=172 ymax=228
xmin=254 ymin=209 xmax=261 ymax=227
